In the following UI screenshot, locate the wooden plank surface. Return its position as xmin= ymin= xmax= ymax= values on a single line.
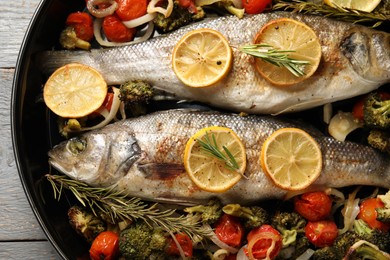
xmin=1 ymin=0 xmax=60 ymax=258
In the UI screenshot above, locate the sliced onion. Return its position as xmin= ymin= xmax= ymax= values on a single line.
xmin=328 ymin=111 xmax=363 ymax=142
xmin=213 ymin=249 xmax=230 ymax=260
xmin=81 ymin=87 xmax=121 ymax=131
xmin=93 ymin=19 xmax=154 ymax=47
xmin=147 ymin=0 xmax=174 ymax=18
xmin=122 ymin=13 xmax=157 ymax=28
xmin=339 ymin=187 xmax=361 ymax=234
xmin=247 ymin=232 xmax=280 ymax=260
xmin=87 ymin=0 xmax=118 ymax=18
xmin=236 ymin=245 xmax=249 ymax=260
xmin=323 ymin=103 xmax=333 ymax=124
xmin=295 ymin=249 xmax=315 ymax=260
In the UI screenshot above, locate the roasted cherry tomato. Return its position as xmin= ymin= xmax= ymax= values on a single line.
xmin=166 ymin=233 xmax=193 ymax=257
xmin=178 ymin=0 xmax=198 ymax=13
xmin=102 ymin=92 xmax=114 ymax=112
xmin=305 ymin=220 xmax=338 ymax=248
xmin=89 ymin=231 xmax=119 ymax=260
xmin=294 ymin=191 xmax=332 ymax=221
xmin=245 ymin=224 xmax=282 ymax=259
xmin=357 ymin=198 xmax=390 ymax=232
xmin=115 ymin=0 xmax=147 ymax=21
xmin=242 ymin=0 xmax=272 ymax=14
xmin=103 ymin=14 xmax=136 ymax=42
xmin=66 ymin=12 xmax=94 ymax=41
xmin=215 ymin=214 xmax=244 ymax=248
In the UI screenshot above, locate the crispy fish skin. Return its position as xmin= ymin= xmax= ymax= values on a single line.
xmin=48 ymin=109 xmax=390 ymax=205
xmin=38 ymin=12 xmax=390 ymax=114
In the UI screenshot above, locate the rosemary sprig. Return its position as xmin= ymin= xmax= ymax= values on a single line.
xmin=45 ymin=174 xmax=209 ymax=240
xmin=196 ymin=131 xmax=240 ymax=171
xmin=239 ymin=44 xmax=309 ymax=77
xmin=272 ymin=0 xmax=389 ymax=28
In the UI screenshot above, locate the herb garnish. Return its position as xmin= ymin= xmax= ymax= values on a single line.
xmin=196 ymin=131 xmax=242 ymax=172
xmin=273 ymin=0 xmax=389 ymax=28
xmin=46 ymin=174 xmax=209 ymax=240
xmin=239 ymin=44 xmax=309 ymax=77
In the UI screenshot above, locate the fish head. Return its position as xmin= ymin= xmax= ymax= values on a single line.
xmin=341 ymin=29 xmax=390 ymax=82
xmin=48 ymin=127 xmax=141 ymax=186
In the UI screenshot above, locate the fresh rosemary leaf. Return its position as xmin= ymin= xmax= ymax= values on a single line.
xmin=196 ymin=131 xmax=240 ymax=171
xmin=45 ymin=174 xmax=209 ymax=240
xmin=239 ymin=44 xmax=309 ymax=77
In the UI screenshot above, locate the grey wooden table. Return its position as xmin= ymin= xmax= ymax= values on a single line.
xmin=1 ymin=0 xmax=59 ymax=259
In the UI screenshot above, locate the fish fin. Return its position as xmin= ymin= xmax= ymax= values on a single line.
xmin=272 ymin=98 xmax=325 ymax=115
xmin=137 ymin=163 xmax=185 ymax=180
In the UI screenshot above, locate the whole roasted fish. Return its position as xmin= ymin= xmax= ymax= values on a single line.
xmin=38 ymin=12 xmax=390 ymax=114
xmin=48 ymin=109 xmax=390 ymax=205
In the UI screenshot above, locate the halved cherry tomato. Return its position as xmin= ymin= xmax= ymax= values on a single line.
xmin=305 ymin=220 xmax=338 ymax=248
xmin=178 ymin=0 xmax=198 ymax=13
xmin=102 ymin=92 xmax=114 ymax=112
xmin=242 ymin=0 xmax=272 ymax=14
xmin=103 ymin=14 xmax=136 ymax=42
xmin=215 ymin=214 xmax=244 ymax=248
xmin=66 ymin=12 xmax=94 ymax=41
xmin=357 ymin=198 xmax=390 ymax=232
xmin=115 ymin=0 xmax=147 ymax=21
xmin=89 ymin=231 xmax=119 ymax=260
xmin=294 ymin=191 xmax=332 ymax=221
xmin=245 ymin=225 xmax=282 ymax=259
xmin=166 ymin=233 xmax=193 ymax=257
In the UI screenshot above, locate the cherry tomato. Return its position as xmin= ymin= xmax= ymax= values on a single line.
xmin=245 ymin=225 xmax=282 ymax=259
xmin=178 ymin=0 xmax=198 ymax=13
xmin=294 ymin=191 xmax=332 ymax=221
xmin=115 ymin=0 xmax=147 ymax=21
xmin=66 ymin=12 xmax=94 ymax=41
xmin=165 ymin=233 xmax=193 ymax=257
xmin=242 ymin=0 xmax=272 ymax=14
xmin=357 ymin=198 xmax=390 ymax=232
xmin=215 ymin=214 xmax=244 ymax=248
xmin=89 ymin=231 xmax=119 ymax=260
xmin=102 ymin=92 xmax=114 ymax=112
xmin=103 ymin=14 xmax=136 ymax=43
xmin=305 ymin=220 xmax=338 ymax=248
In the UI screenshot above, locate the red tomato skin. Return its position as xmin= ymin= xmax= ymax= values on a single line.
xmin=305 ymin=220 xmax=338 ymax=248
xmin=102 ymin=14 xmax=136 ymax=43
xmin=102 ymin=92 xmax=114 ymax=112
xmin=66 ymin=12 xmax=94 ymax=41
xmin=246 ymin=225 xmax=282 ymax=259
xmin=215 ymin=214 xmax=244 ymax=248
xmin=294 ymin=191 xmax=332 ymax=221
xmin=357 ymin=198 xmax=390 ymax=232
xmin=242 ymin=0 xmax=272 ymax=14
xmin=89 ymin=231 xmax=119 ymax=260
xmin=115 ymin=0 xmax=147 ymax=21
xmin=165 ymin=233 xmax=193 ymax=257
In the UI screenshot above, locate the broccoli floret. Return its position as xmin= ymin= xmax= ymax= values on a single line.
xmin=119 ymin=80 xmax=154 ymax=116
xmin=271 ymin=212 xmax=306 ymax=247
xmin=291 ymin=236 xmax=312 ymax=259
xmin=119 ymin=221 xmax=168 ymax=260
xmin=311 ymin=246 xmax=339 ymax=260
xmin=184 ymin=198 xmax=223 ymax=225
xmin=213 ymin=1 xmax=245 ymax=18
xmin=67 ymin=205 xmax=106 ymax=243
xmin=344 ymin=240 xmax=390 ymax=260
xmin=376 ymin=207 xmax=390 ymax=223
xmin=59 ymin=26 xmax=91 ymax=50
xmin=222 ymin=204 xmax=269 ymax=229
xmin=367 ymin=130 xmax=390 ymax=155
xmin=153 ymin=2 xmax=205 ymax=34
xmin=353 ymin=219 xmax=390 ymax=252
xmin=363 ymin=92 xmax=390 ymax=129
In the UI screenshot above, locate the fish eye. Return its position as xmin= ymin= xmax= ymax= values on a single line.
xmin=66 ymin=137 xmax=87 ymax=155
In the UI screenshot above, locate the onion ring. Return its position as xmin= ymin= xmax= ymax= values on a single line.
xmin=147 ymin=0 xmax=174 ymax=18
xmin=87 ymin=0 xmax=118 ymax=18
xmin=122 ymin=13 xmax=157 ymax=28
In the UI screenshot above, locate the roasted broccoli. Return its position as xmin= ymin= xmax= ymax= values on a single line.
xmin=376 ymin=190 xmax=390 ymax=222
xmin=363 ymin=92 xmax=390 ymax=129
xmin=59 ymin=26 xmax=91 ymax=50
xmin=353 ymin=219 xmax=390 ymax=252
xmin=184 ymin=198 xmax=223 ymax=225
xmin=153 ymin=2 xmax=205 ymax=34
xmin=119 ymin=80 xmax=154 ymax=116
xmin=271 ymin=211 xmax=306 ymax=247
xmin=222 ymin=204 xmax=269 ymax=229
xmin=311 ymin=246 xmax=339 ymax=260
xmin=212 ymin=1 xmax=245 ymax=18
xmin=344 ymin=240 xmax=390 ymax=260
xmin=367 ymin=129 xmax=390 ymax=155
xmin=67 ymin=205 xmax=106 ymax=243
xmin=119 ymin=221 xmax=168 ymax=260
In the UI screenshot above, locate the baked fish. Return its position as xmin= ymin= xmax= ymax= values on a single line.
xmin=38 ymin=12 xmax=390 ymax=115
xmin=48 ymin=109 xmax=390 ymax=205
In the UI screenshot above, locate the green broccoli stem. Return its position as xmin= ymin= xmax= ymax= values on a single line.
xmin=222 ymin=204 xmax=255 ymax=220
xmin=353 ymin=219 xmax=373 ymax=237
xmin=376 ymin=208 xmax=390 ymax=222
xmin=345 ymin=240 xmax=390 ymax=260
